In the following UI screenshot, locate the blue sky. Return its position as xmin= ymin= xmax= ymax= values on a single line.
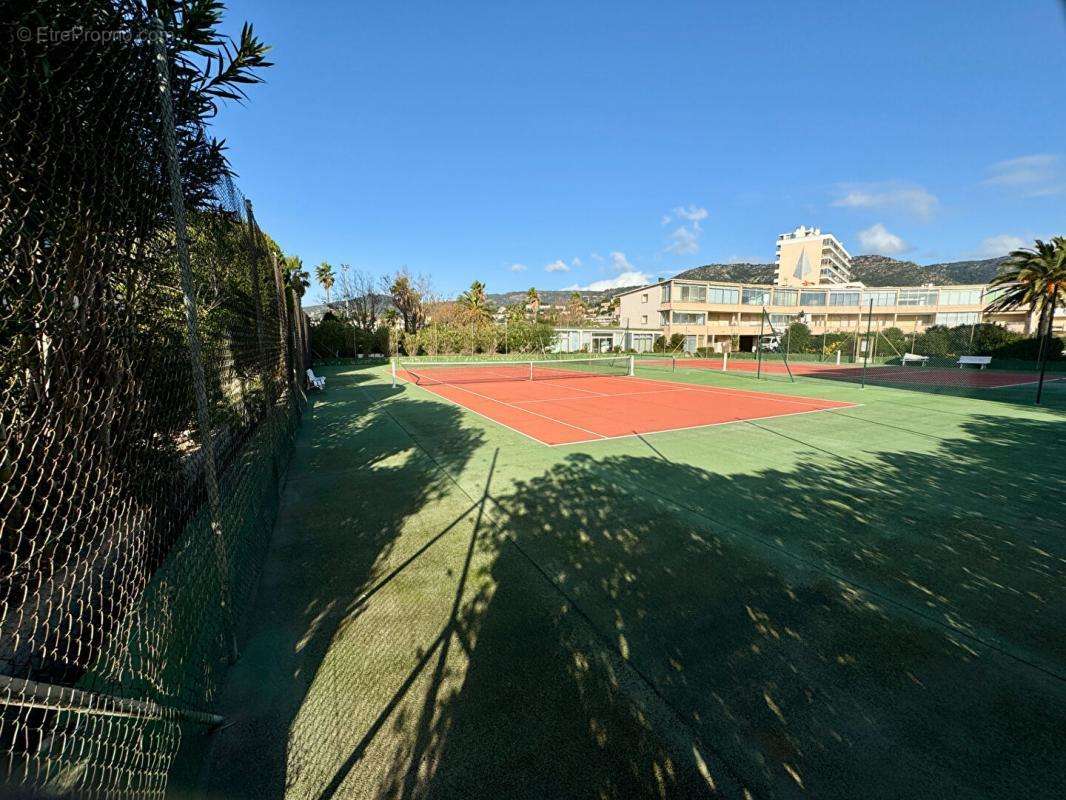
xmin=213 ymin=0 xmax=1066 ymax=304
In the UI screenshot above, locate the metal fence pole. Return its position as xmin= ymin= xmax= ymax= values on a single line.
xmin=756 ymin=312 xmax=764 ymax=379
xmin=861 ymin=299 xmax=873 ymax=389
xmin=271 ymin=251 xmax=293 ymax=390
xmin=290 ymin=289 xmax=308 ymax=396
xmin=244 ymin=199 xmax=273 ymax=409
xmin=152 ymin=17 xmax=237 ymax=663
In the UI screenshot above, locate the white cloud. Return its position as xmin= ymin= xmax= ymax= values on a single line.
xmin=661 ymin=205 xmax=709 ymax=254
xmin=565 ymin=271 xmax=651 ymax=291
xmin=832 ymin=182 xmax=939 ymax=220
xmin=608 ymin=251 xmax=634 ymax=272
xmin=590 ymin=252 xmax=605 ymax=263
xmin=857 ymin=223 xmax=910 ymax=255
xmin=671 ymin=205 xmax=709 ymax=223
xmin=666 ymin=226 xmax=700 ymax=255
xmin=544 ymin=259 xmax=570 ymax=273
xmin=571 ymin=257 xmax=582 ymax=268
xmin=983 ymin=154 xmax=1065 ymax=197
xmin=508 ymin=263 xmax=527 ymax=272
xmin=974 ymin=234 xmax=1026 ymax=258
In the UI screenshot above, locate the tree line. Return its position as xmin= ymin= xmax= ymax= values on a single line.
xmin=305 ymin=270 xmax=605 ymax=358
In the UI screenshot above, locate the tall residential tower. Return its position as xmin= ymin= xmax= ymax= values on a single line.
xmin=774 ymin=226 xmax=852 ymax=286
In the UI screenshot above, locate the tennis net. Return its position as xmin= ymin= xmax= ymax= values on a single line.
xmin=393 ymin=356 xmax=634 ymax=386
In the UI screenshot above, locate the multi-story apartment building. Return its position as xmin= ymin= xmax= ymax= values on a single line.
xmin=617 ymin=279 xmax=1036 ymax=353
xmin=614 ymin=224 xmax=1054 ymax=353
xmin=775 ymin=225 xmax=853 ymax=286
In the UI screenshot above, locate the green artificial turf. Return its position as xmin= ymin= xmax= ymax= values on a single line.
xmin=179 ymin=362 xmax=1066 ymax=800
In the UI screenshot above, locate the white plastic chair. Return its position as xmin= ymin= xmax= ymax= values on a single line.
xmin=306 ymin=369 xmax=325 ymax=390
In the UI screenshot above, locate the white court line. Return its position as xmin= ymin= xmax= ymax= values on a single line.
xmin=395 ymin=373 xmax=568 ymax=446
xmin=976 ymin=377 xmax=1066 ymax=390
xmin=546 ymin=404 xmax=860 ymax=447
xmin=407 ymin=366 xmax=848 ymax=409
xmin=618 ymin=373 xmax=856 ymax=409
xmin=395 ymin=369 xmax=855 ymax=446
xmin=440 ymin=382 xmax=607 ymax=440
xmin=513 ymin=385 xmax=697 ymax=404
xmin=527 ymin=375 xmax=852 ymax=410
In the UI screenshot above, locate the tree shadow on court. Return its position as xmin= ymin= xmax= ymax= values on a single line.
xmin=186 ymin=366 xmax=490 ymax=799
xmin=189 ymin=369 xmax=1066 ymax=800
xmin=358 ymin=411 xmax=1064 ymax=799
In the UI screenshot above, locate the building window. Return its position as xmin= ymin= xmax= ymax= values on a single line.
xmin=632 ymin=333 xmax=654 ymax=352
xmin=898 ymin=289 xmax=938 ymax=306
xmin=677 ymin=283 xmax=707 ymax=302
xmin=829 ymin=291 xmax=860 ymax=306
xmin=935 ymin=312 xmax=980 ymax=326
xmin=672 ymin=312 xmax=706 ymax=325
xmin=939 ymin=289 xmax=982 ymax=305
xmin=640 ymin=315 xmax=648 ymax=325
xmin=641 ymin=293 xmax=649 ymax=304
xmin=800 ymin=291 xmax=827 ymax=306
xmin=984 ymin=287 xmax=1007 ymax=304
xmin=773 ymin=288 xmax=798 ymax=306
xmin=661 ymin=284 xmax=671 ymax=303
xmin=742 ymin=288 xmax=772 ymax=306
xmin=706 ymin=287 xmax=740 ymax=304
xmin=862 ymin=291 xmax=897 ymax=307
xmin=659 ymin=311 xmax=669 ymax=325
xmin=769 ymin=314 xmax=793 ymax=328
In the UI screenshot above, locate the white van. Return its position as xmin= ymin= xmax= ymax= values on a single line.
xmin=752 ymin=335 xmax=781 ymax=353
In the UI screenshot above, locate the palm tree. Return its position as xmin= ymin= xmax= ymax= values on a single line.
xmin=985 ymin=238 xmax=1066 ymax=338
xmin=457 ymin=280 xmax=491 ymax=322
xmin=315 ymin=261 xmax=335 ymax=304
xmin=526 ymin=287 xmax=540 ymax=320
xmin=283 ymin=255 xmax=310 ymax=298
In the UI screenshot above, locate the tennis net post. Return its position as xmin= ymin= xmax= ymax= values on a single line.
xmin=391 ymin=357 xmax=398 ymax=387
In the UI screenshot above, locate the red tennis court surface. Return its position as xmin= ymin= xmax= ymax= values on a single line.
xmin=397 ymin=369 xmax=854 ymax=446
xmin=657 ymin=357 xmax=1057 ymax=389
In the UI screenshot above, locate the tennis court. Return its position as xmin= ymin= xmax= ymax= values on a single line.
xmin=190 ymin=358 xmax=1066 ymax=800
xmin=650 ymin=355 xmax=1059 ymax=389
xmin=394 ymin=356 xmax=854 ymax=445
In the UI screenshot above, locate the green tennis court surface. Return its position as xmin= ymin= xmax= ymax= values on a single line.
xmin=185 ymin=361 xmax=1066 ymax=800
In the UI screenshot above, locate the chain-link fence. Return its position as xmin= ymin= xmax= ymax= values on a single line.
xmin=2 ymin=4 xmax=307 ymax=797
xmin=644 ymin=307 xmax=1065 ymax=406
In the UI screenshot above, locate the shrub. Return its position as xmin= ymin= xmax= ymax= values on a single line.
xmin=310 ymin=317 xmax=354 ymax=358
xmin=990 ymin=336 xmax=1064 ymax=361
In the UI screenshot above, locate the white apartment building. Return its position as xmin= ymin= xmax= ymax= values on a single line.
xmin=775 ymin=225 xmax=853 ymax=286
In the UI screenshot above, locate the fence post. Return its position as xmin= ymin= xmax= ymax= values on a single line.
xmin=756 ymin=311 xmax=764 ymax=379
xmin=290 ymin=289 xmax=308 ymax=397
xmin=152 ymin=17 xmax=237 ymax=663
xmin=271 ymin=251 xmax=293 ymax=391
xmin=861 ymin=299 xmax=873 ymax=389
xmin=244 ymin=199 xmax=273 ymax=409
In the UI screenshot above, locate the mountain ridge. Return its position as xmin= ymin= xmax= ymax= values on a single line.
xmin=673 ymin=255 xmax=1008 ymax=287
